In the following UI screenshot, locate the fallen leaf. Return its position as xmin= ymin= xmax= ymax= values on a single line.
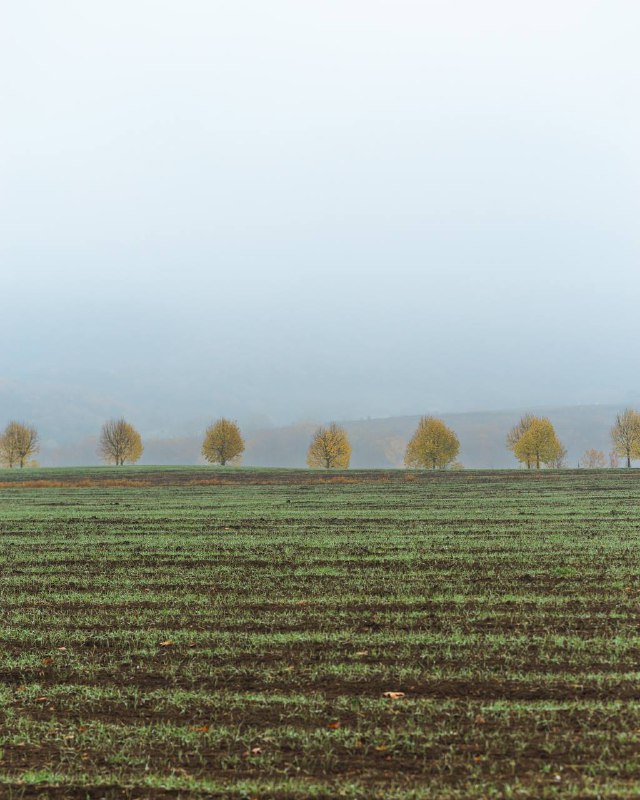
xmin=474 ymin=714 xmax=486 ymax=725
xmin=41 ymin=657 xmax=53 ymax=666
xmin=57 ymin=647 xmax=67 ymax=652
xmin=188 ymin=642 xmax=197 ymax=648
xmin=159 ymin=641 xmax=174 ymax=647
xmin=383 ymin=691 xmax=405 ymax=700
xmin=190 ymin=725 xmax=209 ymax=733
xmin=35 ymin=696 xmax=48 ymax=702
xmin=327 ymin=721 xmax=341 ymax=730
xmin=375 ymin=745 xmax=388 ymax=751
xmin=355 ymin=651 xmax=369 ymax=656
xmin=173 ymin=768 xmax=190 ymax=778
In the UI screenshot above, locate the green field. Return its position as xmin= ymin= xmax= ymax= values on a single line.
xmin=1 ymin=467 xmax=640 ymax=798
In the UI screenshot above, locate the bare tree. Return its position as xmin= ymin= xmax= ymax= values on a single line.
xmin=0 ymin=421 xmax=39 ymax=468
xmin=99 ymin=419 xmax=143 ymax=465
xmin=582 ymin=449 xmax=606 ymax=469
xmin=609 ymin=450 xmax=620 ymax=468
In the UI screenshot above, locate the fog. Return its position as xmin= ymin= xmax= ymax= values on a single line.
xmin=2 ymin=1 xmax=640 ymax=445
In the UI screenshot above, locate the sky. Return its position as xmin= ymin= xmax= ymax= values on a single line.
xmin=1 ymin=0 xmax=640 ymax=434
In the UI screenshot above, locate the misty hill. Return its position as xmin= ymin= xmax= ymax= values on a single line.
xmin=9 ymin=393 xmax=622 ymax=468
xmin=243 ymin=406 xmax=619 ymax=469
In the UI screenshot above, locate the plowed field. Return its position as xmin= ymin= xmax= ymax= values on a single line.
xmin=1 ymin=467 xmax=640 ymax=798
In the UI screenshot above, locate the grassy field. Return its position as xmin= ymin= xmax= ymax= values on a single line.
xmin=1 ymin=467 xmax=640 ymax=798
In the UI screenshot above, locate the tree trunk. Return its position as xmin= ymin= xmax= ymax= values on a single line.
xmin=536 ymin=454 xmax=540 ymax=469
xmin=627 ymin=453 xmax=631 ymax=468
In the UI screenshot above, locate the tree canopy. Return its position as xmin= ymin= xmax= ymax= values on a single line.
xmin=610 ymin=409 xmax=640 ymax=468
xmin=512 ymin=417 xmax=563 ymax=469
xmin=307 ymin=423 xmax=351 ymax=469
xmin=506 ymin=414 xmax=536 ymax=467
xmin=99 ymin=419 xmax=143 ymax=465
xmin=202 ymin=419 xmax=245 ymax=465
xmin=404 ymin=417 xmax=460 ymax=470
xmin=0 ymin=421 xmax=39 ymax=468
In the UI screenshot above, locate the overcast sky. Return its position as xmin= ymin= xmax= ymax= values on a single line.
xmin=1 ymin=1 xmax=639 ymax=428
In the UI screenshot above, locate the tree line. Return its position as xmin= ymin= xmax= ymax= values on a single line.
xmin=1 ymin=410 xmax=640 ymax=469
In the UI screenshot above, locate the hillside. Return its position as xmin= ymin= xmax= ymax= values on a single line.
xmin=244 ymin=406 xmax=620 ymax=469
xmin=20 ymin=403 xmax=624 ymax=468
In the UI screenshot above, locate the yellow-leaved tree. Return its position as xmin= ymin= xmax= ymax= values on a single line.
xmin=512 ymin=417 xmax=563 ymax=469
xmin=307 ymin=423 xmax=351 ymax=469
xmin=99 ymin=419 xmax=143 ymax=465
xmin=506 ymin=414 xmax=536 ymax=468
xmin=610 ymin=409 xmax=640 ymax=468
xmin=202 ymin=418 xmax=245 ymax=465
xmin=404 ymin=416 xmax=460 ymax=470
xmin=0 ymin=421 xmax=40 ymax=468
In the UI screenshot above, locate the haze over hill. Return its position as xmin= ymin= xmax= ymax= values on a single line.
xmin=0 ymin=380 xmax=625 ymax=468
xmin=2 ymin=2 xmax=640 ymax=459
